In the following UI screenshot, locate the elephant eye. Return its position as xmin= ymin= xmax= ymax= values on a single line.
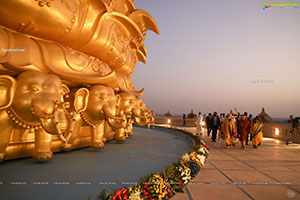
xmin=31 ymin=86 xmax=40 ymax=93
xmin=100 ymin=95 xmax=107 ymax=100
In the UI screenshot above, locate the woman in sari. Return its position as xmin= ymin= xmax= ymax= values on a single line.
xmin=221 ymin=113 xmax=237 ymax=148
xmin=251 ymin=117 xmax=263 ymax=148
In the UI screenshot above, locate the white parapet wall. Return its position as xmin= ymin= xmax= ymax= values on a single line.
xmin=155 ymin=116 xmax=197 ymax=127
xmin=262 ymin=123 xmax=300 ymax=143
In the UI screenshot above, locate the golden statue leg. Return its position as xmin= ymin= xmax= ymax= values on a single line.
xmin=90 ymin=124 xmax=105 ymax=149
xmin=127 ymin=123 xmax=133 ymax=136
xmin=0 ymin=111 xmax=13 ymax=161
xmin=104 ymin=121 xmax=115 ymax=142
xmin=114 ymin=128 xmax=126 ymax=141
xmin=33 ymin=129 xmax=53 ymax=162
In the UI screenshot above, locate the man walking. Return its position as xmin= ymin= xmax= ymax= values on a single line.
xmin=243 ymin=112 xmax=251 ymax=145
xmin=206 ymin=113 xmax=212 ymax=136
xmin=211 ymin=112 xmax=221 ymax=142
xmin=246 ymin=114 xmax=253 ymax=145
xmin=286 ymin=117 xmax=300 ymax=145
xmin=182 ymin=114 xmax=186 ymax=127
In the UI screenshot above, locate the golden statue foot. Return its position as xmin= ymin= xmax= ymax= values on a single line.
xmin=32 ymin=151 xmax=53 ymax=162
xmin=90 ymin=142 xmax=105 ymax=149
xmin=115 ymin=135 xmax=126 ymax=142
xmin=125 ymin=129 xmax=133 ymax=137
xmin=61 ymin=143 xmax=73 ymax=151
xmin=0 ymin=152 xmax=7 ymax=162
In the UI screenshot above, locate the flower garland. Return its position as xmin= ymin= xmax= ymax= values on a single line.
xmin=98 ymin=127 xmax=209 ymax=200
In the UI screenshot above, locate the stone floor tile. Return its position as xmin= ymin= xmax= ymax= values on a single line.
xmin=263 ymin=171 xmax=300 ymax=185
xmin=201 ymin=161 xmax=215 ymax=169
xmin=210 ymin=160 xmax=255 ymax=171
xmin=207 ymin=153 xmax=236 ymax=161
xmin=246 ymin=161 xmax=293 ymax=172
xmin=239 ymin=185 xmax=298 ymax=200
xmin=190 ymin=169 xmax=230 ymax=183
xmin=187 ymin=184 xmax=251 ymax=200
xmin=223 ymin=170 xmax=276 ymax=184
xmin=170 ymin=191 xmax=189 ymax=200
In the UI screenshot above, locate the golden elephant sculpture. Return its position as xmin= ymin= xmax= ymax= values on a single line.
xmin=0 ymin=71 xmax=69 ymax=162
xmin=62 ymin=85 xmax=127 ymax=150
xmin=135 ymin=96 xmax=155 ymax=128
xmin=117 ymin=89 xmax=150 ymax=136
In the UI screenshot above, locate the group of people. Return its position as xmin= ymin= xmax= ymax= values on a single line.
xmin=195 ymin=112 xmax=263 ymax=149
xmin=286 ymin=115 xmax=300 ymax=145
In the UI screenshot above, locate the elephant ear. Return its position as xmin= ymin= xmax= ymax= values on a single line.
xmin=60 ymin=84 xmax=70 ymax=101
xmin=74 ymin=88 xmax=89 ymax=113
xmin=61 ymin=84 xmax=70 ymax=95
xmin=0 ymin=75 xmax=16 ymax=110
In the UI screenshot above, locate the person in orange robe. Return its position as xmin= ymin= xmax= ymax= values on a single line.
xmin=221 ymin=113 xmax=237 ymax=148
xmin=237 ymin=115 xmax=252 ymax=149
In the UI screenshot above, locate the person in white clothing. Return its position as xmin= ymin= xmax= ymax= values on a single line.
xmin=196 ymin=112 xmax=203 ymax=136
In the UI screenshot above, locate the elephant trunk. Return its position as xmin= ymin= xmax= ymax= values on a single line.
xmin=103 ymin=105 xmax=126 ymax=129
xmin=32 ymin=100 xmax=56 ymax=119
xmin=39 ymin=104 xmax=69 ymax=135
xmin=132 ymin=108 xmax=147 ymax=119
xmin=103 ymin=105 xmax=123 ymax=120
xmin=40 ymin=118 xmax=59 ymax=135
xmin=107 ymin=117 xmax=126 ymax=129
xmin=132 ymin=108 xmax=148 ymax=126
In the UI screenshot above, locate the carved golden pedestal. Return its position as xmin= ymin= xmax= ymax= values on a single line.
xmin=0 ymin=0 xmax=158 ymax=162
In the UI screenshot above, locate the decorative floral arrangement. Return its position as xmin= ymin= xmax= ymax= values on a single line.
xmin=98 ymin=127 xmax=209 ymax=200
xmin=177 ymin=162 xmax=191 ymax=184
xmin=112 ymin=188 xmax=128 ymax=200
xmin=128 ymin=190 xmax=142 ymax=200
xmin=140 ymin=174 xmax=170 ymax=200
xmin=187 ymin=161 xmax=200 ymax=178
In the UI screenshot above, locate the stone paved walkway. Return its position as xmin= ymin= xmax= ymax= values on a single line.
xmin=171 ymin=127 xmax=300 ymax=200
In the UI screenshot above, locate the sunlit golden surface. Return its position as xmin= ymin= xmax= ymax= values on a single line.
xmin=0 ymin=0 xmax=158 ymax=162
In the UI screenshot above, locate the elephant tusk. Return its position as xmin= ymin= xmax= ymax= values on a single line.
xmin=104 ymin=110 xmax=124 ymax=121
xmin=58 ymin=134 xmax=67 ymax=142
xmin=108 ymin=115 xmax=124 ymax=120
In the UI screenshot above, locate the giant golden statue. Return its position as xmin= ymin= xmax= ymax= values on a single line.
xmin=0 ymin=0 xmax=159 ymax=162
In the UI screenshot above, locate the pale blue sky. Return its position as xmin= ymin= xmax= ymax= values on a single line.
xmin=131 ymin=0 xmax=300 ymax=117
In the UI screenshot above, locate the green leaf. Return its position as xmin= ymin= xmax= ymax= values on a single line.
xmin=98 ymin=189 xmax=111 ymax=200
